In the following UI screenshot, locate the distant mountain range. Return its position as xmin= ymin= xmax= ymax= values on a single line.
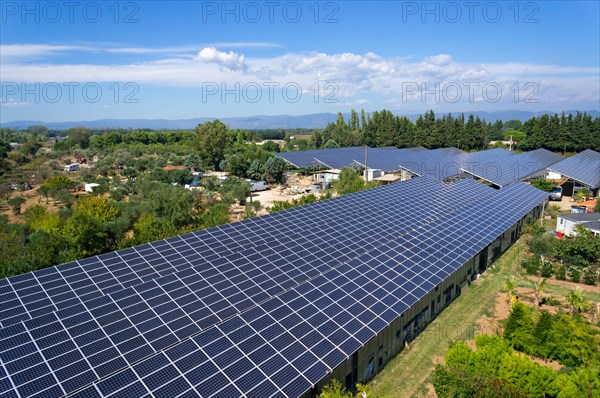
xmin=2 ymin=110 xmax=598 ymax=130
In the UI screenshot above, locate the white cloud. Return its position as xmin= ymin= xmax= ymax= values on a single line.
xmin=193 ymin=47 xmax=247 ymax=71
xmin=1 ymin=45 xmax=598 ymax=110
xmin=0 ymin=44 xmax=89 ymax=58
xmin=0 ymin=42 xmax=280 ymax=59
xmin=0 ymin=99 xmax=30 ymax=107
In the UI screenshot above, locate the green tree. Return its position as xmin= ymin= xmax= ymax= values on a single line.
xmin=201 ymin=176 xmax=219 ymax=192
xmin=62 ymin=196 xmax=123 ymax=256
xmin=318 ymin=379 xmax=351 ymax=398
xmin=66 ymin=127 xmax=91 ymax=148
xmin=530 ymin=234 xmax=556 ymax=267
xmin=226 ymin=154 xmax=248 ymax=177
xmin=54 ymin=190 xmax=75 ymax=208
xmin=262 ymin=141 xmax=280 ymax=152
xmin=263 ymin=156 xmax=287 ymax=184
xmin=0 ymin=139 xmax=11 ymax=159
xmin=565 ymin=287 xmax=590 ymax=314
xmin=119 ymin=212 xmax=178 ymax=248
xmin=504 ymin=302 xmax=536 ymax=352
xmin=0 ymin=184 xmax=13 ymax=202
xmin=503 ymin=129 xmax=526 ymax=142
xmin=503 ymin=276 xmax=519 ymax=304
xmin=195 ymin=120 xmax=233 ymax=170
xmin=243 ymin=201 xmax=262 ymax=219
xmin=37 ymin=185 xmax=50 ymax=204
xmin=334 ymin=168 xmax=365 ymax=195
xmin=7 ymin=197 xmax=26 ymax=215
xmin=198 ymin=202 xmax=230 ymax=229
xmin=247 ymin=160 xmax=264 ymax=180
xmin=43 ymin=174 xmax=77 ymax=191
xmin=530 ymin=178 xmax=555 ymax=192
xmin=91 ymin=184 xmax=110 ymax=196
xmin=532 ymin=277 xmax=547 ymax=307
xmin=220 ymin=177 xmax=251 ymax=205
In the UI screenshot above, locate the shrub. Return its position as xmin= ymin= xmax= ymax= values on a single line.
xmin=582 ymin=266 xmax=598 ymax=286
xmin=555 ymin=264 xmax=567 ymax=280
xmin=540 ymin=296 xmax=561 ymax=306
xmin=522 ymin=256 xmax=541 ymax=275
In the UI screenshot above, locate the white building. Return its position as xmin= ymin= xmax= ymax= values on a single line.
xmin=365 ymin=168 xmax=384 ymax=181
xmin=84 ymin=183 xmax=100 ymax=193
xmin=556 ymin=212 xmax=600 ymax=237
xmin=313 ymin=169 xmax=341 ymax=183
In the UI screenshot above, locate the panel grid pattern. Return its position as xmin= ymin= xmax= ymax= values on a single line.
xmin=462 ymin=148 xmax=564 ymax=187
xmin=1 ymin=179 xmax=498 ymax=397
xmin=548 ymin=149 xmax=600 ymax=188
xmin=0 ymin=178 xmax=491 ymax=328
xmin=60 ymin=182 xmax=548 ymax=398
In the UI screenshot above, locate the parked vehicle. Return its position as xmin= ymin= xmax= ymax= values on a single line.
xmin=549 ymin=186 xmax=562 ymax=201
xmin=10 ymin=181 xmax=32 ymax=191
xmin=248 ymin=180 xmax=268 ymax=192
xmin=64 ymin=163 xmax=81 ymax=172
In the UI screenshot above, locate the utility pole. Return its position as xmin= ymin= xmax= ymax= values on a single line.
xmin=540 ymin=200 xmax=546 ymax=226
xmin=364 ymin=145 xmax=369 ymax=182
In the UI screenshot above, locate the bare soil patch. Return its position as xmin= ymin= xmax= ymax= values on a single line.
xmin=524 ymin=275 xmax=599 ymax=294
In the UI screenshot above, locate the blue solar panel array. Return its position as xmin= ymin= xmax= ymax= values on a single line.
xmin=276 ymin=147 xmax=367 ymax=169
xmin=548 ymin=149 xmax=600 ymax=188
xmin=61 ymin=183 xmax=547 ymax=398
xmin=0 ymin=178 xmax=489 ymax=329
xmin=0 ymin=180 xmax=506 ymax=396
xmin=392 ymin=148 xmax=513 ymax=181
xmin=277 ymin=147 xmax=428 ymax=171
xmin=461 ymin=148 xmax=564 ymax=187
xmin=279 ymin=146 xmax=565 ymax=187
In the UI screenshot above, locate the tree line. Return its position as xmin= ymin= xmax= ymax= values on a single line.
xmin=307 ymin=109 xmax=600 ymax=152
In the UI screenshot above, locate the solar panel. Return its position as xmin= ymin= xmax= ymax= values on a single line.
xmin=461 ymin=148 xmax=564 ymax=187
xmin=548 ymin=149 xmax=600 ymax=188
xmin=48 ymin=183 xmax=548 ymax=398
xmin=0 ymin=177 xmax=491 ymax=329
xmin=277 ymin=147 xmax=369 ymax=169
xmin=2 ymin=179 xmax=502 ymax=397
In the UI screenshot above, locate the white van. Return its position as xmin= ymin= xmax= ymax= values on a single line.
xmin=248 ymin=180 xmax=268 ymax=192
xmin=64 ymin=163 xmax=81 ymax=172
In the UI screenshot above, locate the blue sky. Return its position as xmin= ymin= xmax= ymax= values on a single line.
xmin=1 ymin=1 xmax=599 ymax=122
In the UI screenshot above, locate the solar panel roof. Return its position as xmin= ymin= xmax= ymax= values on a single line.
xmin=277 ymin=147 xmax=368 ymax=169
xmin=461 ymin=148 xmax=564 ymax=187
xmin=0 ymin=180 xmax=500 ymax=396
xmin=548 ymin=149 xmax=600 ymax=188
xmin=0 ymin=178 xmax=549 ymax=398
xmin=0 ymin=178 xmax=490 ymax=329
xmin=278 ymin=147 xmax=431 ymax=172
xmin=47 ymin=182 xmax=547 ymax=398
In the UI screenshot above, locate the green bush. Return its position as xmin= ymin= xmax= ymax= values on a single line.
xmin=504 ymin=303 xmax=600 ymax=368
xmin=530 ymin=178 xmax=555 ymax=192
xmin=540 ymin=297 xmax=561 ymax=306
xmin=522 ymin=256 xmax=541 ymax=275
xmin=582 ymin=266 xmax=599 ymax=286
xmin=555 ymin=265 xmax=567 ymax=280
xmin=438 ymin=333 xmax=600 ymax=398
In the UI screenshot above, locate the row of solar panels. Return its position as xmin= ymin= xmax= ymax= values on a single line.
xmin=1 ymin=177 xmax=548 ymax=398
xmin=277 ymin=146 xmax=570 ymax=188
xmin=70 ymin=182 xmax=547 ymax=397
xmin=1 ymin=178 xmax=495 ymax=397
xmin=548 ymin=149 xmax=600 ymax=188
